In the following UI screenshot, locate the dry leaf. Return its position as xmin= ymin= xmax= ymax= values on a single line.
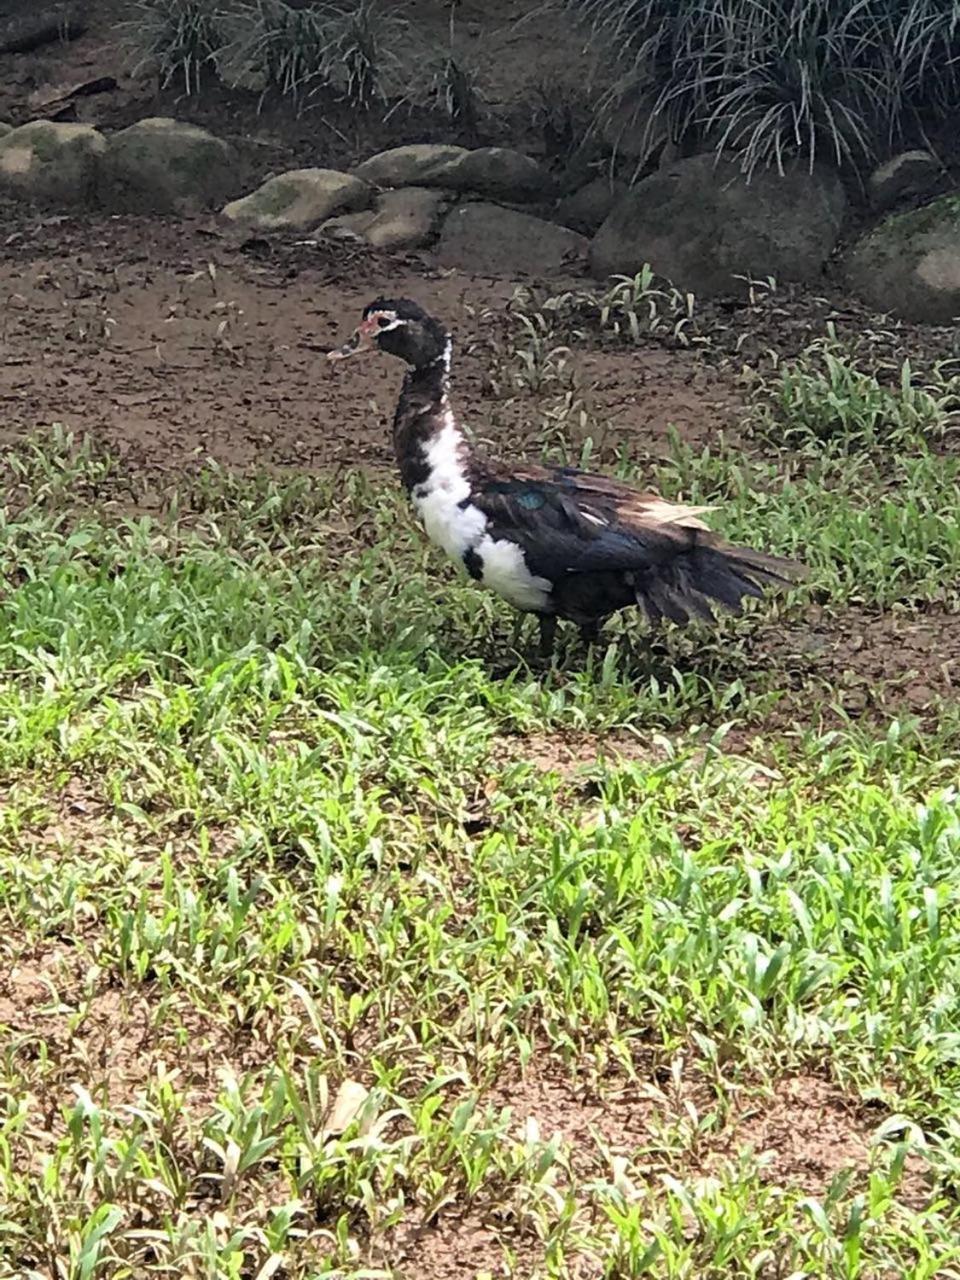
xmin=323 ymin=1079 xmax=369 ymax=1137
xmin=611 ymin=1155 xmax=639 ymax=1200
xmin=221 ymin=1139 xmax=241 ymax=1202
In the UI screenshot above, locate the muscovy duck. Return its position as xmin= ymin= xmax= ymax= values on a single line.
xmin=328 ymin=297 xmax=803 ymax=656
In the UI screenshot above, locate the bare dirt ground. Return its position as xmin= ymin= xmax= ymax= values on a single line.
xmin=0 ymin=207 xmax=739 ymax=472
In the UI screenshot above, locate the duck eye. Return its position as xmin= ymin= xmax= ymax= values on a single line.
xmin=377 ymin=315 xmax=393 ymax=329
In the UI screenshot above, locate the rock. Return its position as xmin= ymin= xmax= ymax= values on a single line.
xmin=103 ymin=117 xmax=235 ymax=214
xmin=28 ymin=75 xmax=117 ymax=115
xmin=322 ymin=188 xmax=447 ymax=249
xmin=0 ymin=119 xmax=105 ymax=206
xmin=437 ymin=202 xmax=588 ymax=275
xmin=352 ymin=144 xmax=469 ymax=188
xmin=0 ymin=3 xmax=86 ymax=54
xmin=322 ymin=211 xmax=376 ymax=241
xmin=591 ymin=155 xmax=847 ymax=296
xmin=432 ymin=148 xmax=556 ymax=202
xmin=0 ymin=121 xmax=12 ymax=139
xmin=368 ymin=186 xmax=449 ymax=248
xmin=556 ymin=176 xmax=627 ymax=234
xmin=844 ymin=197 xmax=960 ymax=323
xmin=600 ymin=90 xmax=665 ymax=162
xmin=658 ymin=140 xmax=682 ymax=168
xmin=322 ymin=188 xmax=448 ymax=249
xmin=222 ymin=168 xmax=371 ymax=231
xmin=353 ymin=144 xmax=554 ymax=202
xmin=868 ymin=150 xmax=942 ymax=212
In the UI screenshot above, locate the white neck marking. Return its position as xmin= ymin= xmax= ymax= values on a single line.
xmin=412 ymin=404 xmax=483 ymax=558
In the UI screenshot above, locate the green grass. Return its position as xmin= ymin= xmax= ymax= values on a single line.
xmin=2 ymin=409 xmax=960 ymax=1278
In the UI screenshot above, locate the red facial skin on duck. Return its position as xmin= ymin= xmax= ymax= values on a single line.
xmin=327 ymin=312 xmax=388 ymax=361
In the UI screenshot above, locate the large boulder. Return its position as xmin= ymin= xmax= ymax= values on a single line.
xmin=103 ymin=117 xmax=235 ymax=213
xmin=868 ymin=150 xmax=942 ymax=212
xmin=0 ymin=121 xmax=12 ymax=139
xmin=437 ymin=202 xmax=588 ymax=275
xmin=353 ymin=144 xmax=554 ymax=202
xmin=845 ymin=197 xmax=960 ymax=323
xmin=556 ymin=176 xmax=628 ymax=234
xmin=352 ymin=144 xmax=469 ymax=188
xmin=591 ymin=155 xmax=847 ymax=296
xmin=222 ymin=168 xmax=371 ymax=231
xmin=0 ymin=120 xmax=105 ymax=206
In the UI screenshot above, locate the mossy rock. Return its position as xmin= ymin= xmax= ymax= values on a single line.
xmin=103 ymin=117 xmax=236 ymax=214
xmin=0 ymin=120 xmax=106 ymax=206
xmin=353 ymin=144 xmax=554 ymax=203
xmin=351 ymin=145 xmax=470 ymax=188
xmin=428 ymin=148 xmax=556 ymax=202
xmin=223 ymin=169 xmax=371 ymax=231
xmin=868 ymin=150 xmax=942 ymax=213
xmin=845 ymin=195 xmax=960 ymax=323
xmin=322 ymin=187 xmax=449 ymax=250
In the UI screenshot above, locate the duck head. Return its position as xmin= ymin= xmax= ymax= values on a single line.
xmin=328 ymin=297 xmax=450 ymax=370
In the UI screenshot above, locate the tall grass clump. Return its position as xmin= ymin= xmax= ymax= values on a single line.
xmin=226 ymin=0 xmax=406 ymax=107
xmin=566 ymin=0 xmax=960 ymax=176
xmin=129 ymin=0 xmax=406 ymax=108
xmin=126 ymin=0 xmax=226 ymax=95
xmin=388 ymin=12 xmax=486 ymax=139
xmin=227 ymin=0 xmax=333 ymax=104
xmin=326 ymin=0 xmax=407 ymax=110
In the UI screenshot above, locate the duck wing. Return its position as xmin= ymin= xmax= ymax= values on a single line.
xmin=470 ymin=462 xmax=803 ymax=624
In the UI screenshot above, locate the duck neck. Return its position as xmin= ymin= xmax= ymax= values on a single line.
xmin=392 ymin=340 xmax=471 ymax=495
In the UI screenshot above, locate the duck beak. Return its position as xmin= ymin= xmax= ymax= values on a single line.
xmin=326 ymin=316 xmax=378 ymax=362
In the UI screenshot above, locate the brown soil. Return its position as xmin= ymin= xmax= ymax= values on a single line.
xmin=717 ymin=1074 xmax=931 ymax=1205
xmin=7 ymin=930 xmax=929 ymax=1276
xmin=759 ymin=604 xmax=960 ymax=716
xmin=381 ymin=1060 xmax=931 ymax=1276
xmin=2 ymin=964 xmax=255 ymax=1111
xmin=484 ymin=1060 xmax=931 ymax=1203
xmin=2 ymin=923 xmax=931 ymax=1134
xmin=0 ymin=205 xmax=742 ymax=475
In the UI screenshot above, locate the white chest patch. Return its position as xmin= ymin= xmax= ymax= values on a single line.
xmin=411 ymin=412 xmax=553 ymax=614
xmin=475 ymin=533 xmax=552 ymax=612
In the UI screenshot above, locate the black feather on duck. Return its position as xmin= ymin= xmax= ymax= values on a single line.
xmin=328 ymin=298 xmax=804 ymax=656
